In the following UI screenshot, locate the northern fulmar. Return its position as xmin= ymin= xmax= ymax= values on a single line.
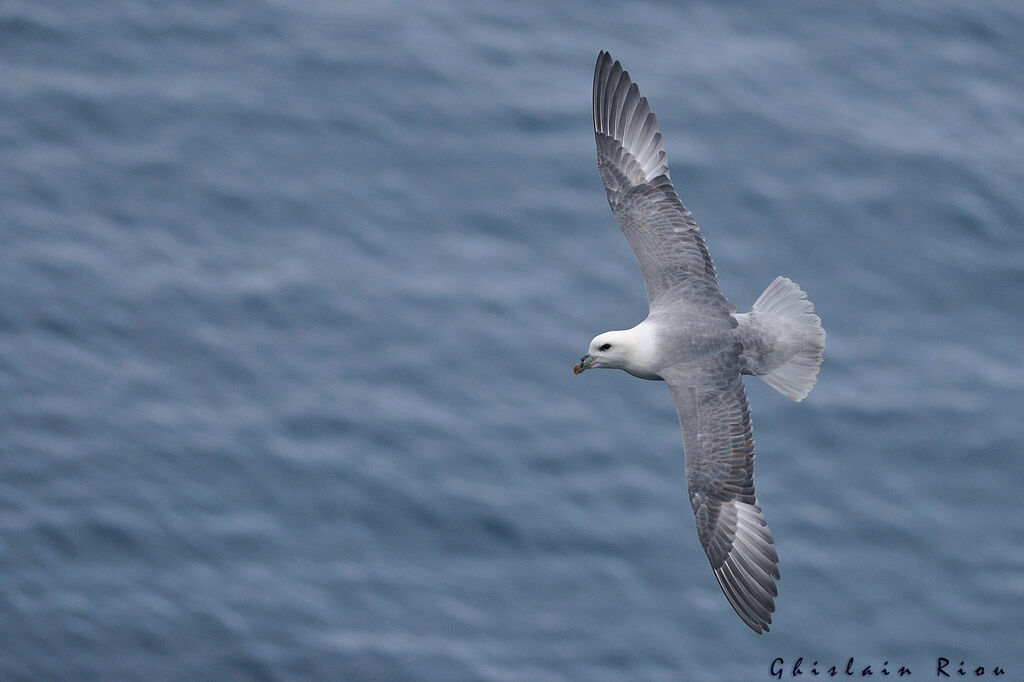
xmin=573 ymin=51 xmax=826 ymax=634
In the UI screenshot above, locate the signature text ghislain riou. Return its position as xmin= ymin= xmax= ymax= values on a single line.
xmin=770 ymin=657 xmax=1006 ymax=678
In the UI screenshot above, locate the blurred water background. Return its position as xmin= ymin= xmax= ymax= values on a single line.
xmin=3 ymin=1 xmax=1024 ymax=679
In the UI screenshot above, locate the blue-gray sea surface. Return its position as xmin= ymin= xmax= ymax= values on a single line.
xmin=3 ymin=1 xmax=1024 ymax=679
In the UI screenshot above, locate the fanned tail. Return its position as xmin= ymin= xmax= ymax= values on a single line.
xmin=736 ymin=276 xmax=826 ymax=402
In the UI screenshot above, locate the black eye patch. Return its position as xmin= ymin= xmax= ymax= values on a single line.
xmin=599 ymin=343 xmax=612 ymax=351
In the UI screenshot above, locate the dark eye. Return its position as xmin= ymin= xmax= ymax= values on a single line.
xmin=599 ymin=343 xmax=612 ymax=351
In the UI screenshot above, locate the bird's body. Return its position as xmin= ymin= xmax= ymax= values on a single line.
xmin=574 ymin=52 xmax=826 ymax=634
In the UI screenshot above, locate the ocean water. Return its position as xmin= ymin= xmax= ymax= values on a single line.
xmin=3 ymin=1 xmax=1024 ymax=679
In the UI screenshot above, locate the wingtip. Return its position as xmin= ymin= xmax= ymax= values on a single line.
xmin=592 ymin=52 xmax=671 ymax=185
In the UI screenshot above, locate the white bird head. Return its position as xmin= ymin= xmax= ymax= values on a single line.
xmin=573 ymin=323 xmax=660 ymax=380
xmin=573 ymin=330 xmax=632 ymax=374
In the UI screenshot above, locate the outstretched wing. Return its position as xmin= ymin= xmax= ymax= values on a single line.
xmin=593 ymin=51 xmax=722 ymax=307
xmin=662 ymin=356 xmax=780 ymax=634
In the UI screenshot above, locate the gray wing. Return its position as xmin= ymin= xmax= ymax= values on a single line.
xmin=662 ymin=355 xmax=780 ymax=634
xmin=593 ymin=51 xmax=723 ymax=307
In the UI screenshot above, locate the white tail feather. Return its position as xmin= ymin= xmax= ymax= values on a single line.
xmin=742 ymin=276 xmax=826 ymax=402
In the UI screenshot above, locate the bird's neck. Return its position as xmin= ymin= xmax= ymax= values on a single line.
xmin=617 ymin=320 xmax=662 ymax=380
